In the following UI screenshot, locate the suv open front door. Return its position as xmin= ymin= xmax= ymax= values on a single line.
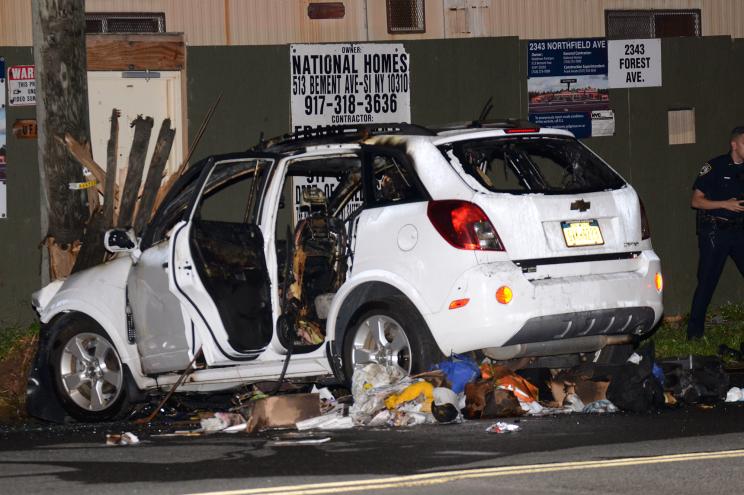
xmin=170 ymin=156 xmax=277 ymax=366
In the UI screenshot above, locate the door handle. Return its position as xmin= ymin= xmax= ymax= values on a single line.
xmin=161 ymin=262 xmax=169 ymax=269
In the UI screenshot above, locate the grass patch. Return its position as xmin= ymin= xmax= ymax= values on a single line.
xmin=651 ymin=303 xmax=744 ymax=360
xmin=0 ymin=323 xmax=39 ymax=362
xmin=0 ymin=324 xmax=40 ymax=423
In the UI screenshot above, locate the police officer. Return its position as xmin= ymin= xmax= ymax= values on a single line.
xmin=687 ymin=127 xmax=744 ymax=340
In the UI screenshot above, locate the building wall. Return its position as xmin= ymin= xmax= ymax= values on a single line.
xmin=2 ymin=0 xmax=744 ymax=46
xmin=1 ymin=35 xmax=743 ymax=325
xmin=0 ymin=0 xmax=33 ymax=46
xmin=186 ymin=36 xmax=744 ymax=317
xmin=451 ymin=0 xmax=744 ymax=40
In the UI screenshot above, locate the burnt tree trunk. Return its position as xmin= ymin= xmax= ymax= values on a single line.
xmin=32 ymin=0 xmax=91 ymax=278
xmin=118 ymin=116 xmax=154 ymax=227
xmin=134 ymin=119 xmax=175 ymax=236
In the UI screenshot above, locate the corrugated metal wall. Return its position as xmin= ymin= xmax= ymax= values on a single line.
xmin=2 ymin=0 xmax=744 ymax=46
xmin=473 ymin=0 xmax=744 ymax=40
xmin=226 ymin=0 xmax=366 ymax=45
xmin=0 ymin=0 xmax=32 ymax=46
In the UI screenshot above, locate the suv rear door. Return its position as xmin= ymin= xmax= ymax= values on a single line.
xmin=441 ymin=134 xmax=644 ymax=272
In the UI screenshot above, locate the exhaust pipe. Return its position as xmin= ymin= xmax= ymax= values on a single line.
xmin=483 ymin=334 xmax=634 ymax=361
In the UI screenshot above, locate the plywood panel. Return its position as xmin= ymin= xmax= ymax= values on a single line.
xmin=668 ymin=108 xmax=696 ymax=145
xmin=86 ymin=34 xmax=185 ymax=70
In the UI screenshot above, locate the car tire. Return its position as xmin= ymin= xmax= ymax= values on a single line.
xmin=342 ymin=296 xmax=443 ymax=381
xmin=48 ymin=316 xmax=132 ymax=422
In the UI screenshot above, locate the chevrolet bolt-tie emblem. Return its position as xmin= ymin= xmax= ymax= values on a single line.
xmin=570 ymin=199 xmax=591 ymax=212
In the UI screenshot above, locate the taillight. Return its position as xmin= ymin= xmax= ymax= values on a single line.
xmin=427 ymin=200 xmax=505 ymax=251
xmin=640 ymin=198 xmax=651 ymax=240
xmin=504 ymin=128 xmax=539 ymax=134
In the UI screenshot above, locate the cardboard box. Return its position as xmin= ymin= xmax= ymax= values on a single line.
xmin=549 ymin=378 xmax=609 ymax=405
xmin=245 ymin=393 xmax=321 ymax=432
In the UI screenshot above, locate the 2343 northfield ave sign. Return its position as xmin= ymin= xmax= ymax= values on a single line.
xmin=289 ymin=43 xmax=411 ymax=131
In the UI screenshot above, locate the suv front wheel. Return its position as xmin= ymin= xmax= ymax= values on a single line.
xmin=49 ymin=316 xmax=132 ymax=422
xmin=343 ymin=297 xmax=443 ymax=380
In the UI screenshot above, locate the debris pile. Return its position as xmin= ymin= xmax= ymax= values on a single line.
xmin=104 ymin=343 xmax=744 ymax=444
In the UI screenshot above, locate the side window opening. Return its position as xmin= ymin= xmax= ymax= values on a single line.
xmin=142 ymin=164 xmax=205 ymax=249
xmin=366 ymin=151 xmax=425 ymax=207
xmin=275 ymin=156 xmax=362 ymax=350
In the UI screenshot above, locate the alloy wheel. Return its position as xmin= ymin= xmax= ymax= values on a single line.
xmin=58 ymin=332 xmax=123 ymax=412
xmin=351 ymin=314 xmax=412 ymax=373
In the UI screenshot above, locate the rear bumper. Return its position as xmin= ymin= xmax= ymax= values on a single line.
xmin=423 ymin=250 xmax=663 ymax=356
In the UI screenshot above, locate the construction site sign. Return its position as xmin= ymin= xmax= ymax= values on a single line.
xmin=7 ymin=64 xmax=35 ymax=107
xmin=527 ymin=38 xmax=610 ymax=138
xmin=289 ymin=43 xmax=411 ymax=131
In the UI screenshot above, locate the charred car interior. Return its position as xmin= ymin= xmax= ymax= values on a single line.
xmin=275 ymin=156 xmax=360 ymax=350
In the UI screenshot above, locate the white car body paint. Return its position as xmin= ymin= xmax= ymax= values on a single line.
xmin=32 ymin=126 xmax=664 ymax=395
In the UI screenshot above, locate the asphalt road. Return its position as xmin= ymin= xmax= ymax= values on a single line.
xmin=2 ymin=404 xmax=744 ymax=495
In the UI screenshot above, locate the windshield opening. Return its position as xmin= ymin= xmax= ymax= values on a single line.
xmin=443 ymin=136 xmax=625 ymax=194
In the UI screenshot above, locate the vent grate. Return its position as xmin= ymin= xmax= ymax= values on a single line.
xmin=86 ymin=13 xmax=166 ymax=34
xmin=386 ymin=0 xmax=425 ymax=34
xmin=606 ymin=9 xmax=700 ymax=39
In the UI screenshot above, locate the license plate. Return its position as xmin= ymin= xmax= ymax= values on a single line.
xmin=561 ymin=220 xmax=604 ymax=247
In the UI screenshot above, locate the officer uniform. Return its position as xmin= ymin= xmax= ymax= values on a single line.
xmin=687 ymin=153 xmax=744 ymax=339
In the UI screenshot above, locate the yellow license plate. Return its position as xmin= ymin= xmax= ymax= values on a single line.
xmin=561 ymin=220 xmax=604 ymax=247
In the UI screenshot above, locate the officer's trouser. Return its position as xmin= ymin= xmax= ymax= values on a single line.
xmin=687 ymin=224 xmax=744 ymax=339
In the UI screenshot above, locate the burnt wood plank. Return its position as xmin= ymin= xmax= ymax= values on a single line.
xmin=71 ymin=207 xmax=107 ymax=272
xmin=103 ymin=109 xmax=120 ymax=227
xmin=118 ymin=116 xmax=154 ymax=227
xmin=134 ymin=119 xmax=176 ymax=235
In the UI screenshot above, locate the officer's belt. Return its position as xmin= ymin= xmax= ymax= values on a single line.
xmin=700 ymin=215 xmax=744 ymax=229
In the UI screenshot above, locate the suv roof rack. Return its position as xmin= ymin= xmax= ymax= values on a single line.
xmin=255 ymin=123 xmax=437 ymax=152
xmin=432 ymin=118 xmax=540 ymax=132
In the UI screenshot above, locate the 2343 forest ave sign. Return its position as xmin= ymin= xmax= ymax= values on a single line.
xmin=608 ymin=39 xmax=662 ymax=88
xmin=289 ymin=43 xmax=411 ymax=131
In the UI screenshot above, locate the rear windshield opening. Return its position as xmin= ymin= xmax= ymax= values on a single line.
xmin=444 ymin=136 xmax=626 ymax=194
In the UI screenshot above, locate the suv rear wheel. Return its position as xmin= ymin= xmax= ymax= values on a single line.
xmin=343 ymin=297 xmax=443 ymax=380
xmin=49 ymin=316 xmax=131 ymax=422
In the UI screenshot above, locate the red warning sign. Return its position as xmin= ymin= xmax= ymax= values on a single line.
xmin=8 ymin=65 xmax=36 ymax=107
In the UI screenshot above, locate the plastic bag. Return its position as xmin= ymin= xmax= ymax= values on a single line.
xmin=432 ymin=354 xmax=480 ymax=393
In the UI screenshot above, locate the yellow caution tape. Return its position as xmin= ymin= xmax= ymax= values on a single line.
xmin=68 ymin=180 xmax=98 ymax=190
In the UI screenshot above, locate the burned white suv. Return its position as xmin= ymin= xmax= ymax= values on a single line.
xmin=29 ymin=122 xmax=663 ymax=421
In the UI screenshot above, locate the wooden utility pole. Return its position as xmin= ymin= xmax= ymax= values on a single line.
xmin=32 ymin=0 xmax=91 ymax=279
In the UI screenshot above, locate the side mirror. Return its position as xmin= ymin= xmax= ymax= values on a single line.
xmin=104 ymin=228 xmax=137 ymax=253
